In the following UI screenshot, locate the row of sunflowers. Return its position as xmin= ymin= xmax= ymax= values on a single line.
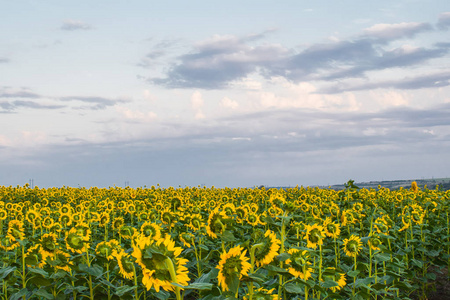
xmin=0 ymin=181 xmax=449 ymax=299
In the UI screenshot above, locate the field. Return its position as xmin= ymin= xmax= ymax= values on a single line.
xmin=0 ymin=181 xmax=449 ymax=299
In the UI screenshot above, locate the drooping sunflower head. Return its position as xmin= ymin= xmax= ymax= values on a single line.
xmin=40 ymin=233 xmax=58 ymax=256
xmin=115 ymin=250 xmax=135 ymax=280
xmin=285 ymin=249 xmax=313 ymax=280
xmin=7 ymin=219 xmax=25 ymax=241
xmin=304 ymin=224 xmax=325 ymax=249
xmin=26 ymin=209 xmax=40 ymax=224
xmin=59 ymin=213 xmax=73 ymax=227
xmin=112 ymin=216 xmax=125 ymax=230
xmin=42 ymin=216 xmax=54 ymax=230
xmin=51 ymin=249 xmax=71 ymax=272
xmin=95 ymin=241 xmax=115 ymax=260
xmin=189 ymin=214 xmax=203 ymax=232
xmin=217 ymin=245 xmax=251 ymax=292
xmin=374 ymin=217 xmax=389 ymax=235
xmin=179 ymin=232 xmax=194 ymax=248
xmin=98 ymin=212 xmax=110 ymax=227
xmin=25 ymin=244 xmax=45 ymax=268
xmin=253 ymin=230 xmax=281 ymax=267
xmin=342 ymin=235 xmax=362 ymax=257
xmin=140 ymin=222 xmax=162 ymax=240
xmin=322 ymin=267 xmax=346 ymax=292
xmin=410 ymin=181 xmax=419 ymax=193
xmin=207 ymin=208 xmax=226 ymax=239
xmin=65 ymin=227 xmax=88 ymax=254
xmin=0 ymin=235 xmax=19 ymax=251
xmin=323 ymin=217 xmax=340 ymax=239
xmin=368 ymin=234 xmax=382 ymax=251
xmin=119 ymin=225 xmax=136 ymax=240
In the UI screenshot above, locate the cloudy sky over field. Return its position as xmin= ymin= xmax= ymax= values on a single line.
xmin=1 ymin=0 xmax=450 ymax=188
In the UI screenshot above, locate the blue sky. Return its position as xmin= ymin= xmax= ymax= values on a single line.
xmin=1 ymin=1 xmax=450 ymax=188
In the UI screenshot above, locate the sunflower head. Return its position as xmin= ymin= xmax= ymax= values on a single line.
xmin=115 ymin=250 xmax=135 ymax=280
xmin=253 ymin=230 xmax=280 ymax=267
xmin=217 ymin=245 xmax=251 ymax=292
xmin=304 ymin=224 xmax=325 ymax=249
xmin=95 ymin=241 xmax=115 ymax=260
xmin=342 ymin=235 xmax=362 ymax=257
xmin=40 ymin=233 xmax=58 ymax=256
xmin=286 ymin=249 xmax=313 ymax=280
xmin=244 ymin=287 xmax=279 ymax=300
xmin=65 ymin=227 xmax=89 ymax=254
xmin=322 ymin=267 xmax=346 ymax=292
xmin=368 ymin=234 xmax=382 ymax=251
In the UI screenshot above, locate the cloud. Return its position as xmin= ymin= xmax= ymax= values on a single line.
xmin=437 ymin=12 xmax=450 ymax=30
xmin=0 ymin=90 xmax=41 ymax=99
xmin=149 ymin=34 xmax=289 ymax=89
xmin=361 ymin=22 xmax=433 ymax=42
xmin=322 ymin=71 xmax=450 ymax=93
xmin=59 ymin=96 xmax=129 ymax=110
xmin=0 ymin=58 xmax=10 ymax=63
xmin=0 ymin=100 xmax=64 ymax=112
xmin=147 ymin=14 xmax=449 ymax=92
xmin=191 ymin=91 xmax=205 ymax=119
xmin=220 ymin=97 xmax=239 ymax=110
xmin=60 ymin=20 xmax=93 ymax=31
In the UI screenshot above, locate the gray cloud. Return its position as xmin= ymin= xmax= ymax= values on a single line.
xmin=0 ymin=91 xmax=41 ymax=99
xmin=437 ymin=12 xmax=450 ymax=30
xmin=59 ymin=96 xmax=129 ymax=110
xmin=322 ymin=71 xmax=450 ymax=93
xmin=148 ymin=15 xmax=449 ymax=91
xmin=60 ymin=20 xmax=93 ymax=31
xmin=0 ymin=100 xmax=64 ymax=111
xmin=0 ymin=58 xmax=10 ymax=63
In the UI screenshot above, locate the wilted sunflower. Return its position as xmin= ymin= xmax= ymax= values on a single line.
xmin=115 ymin=250 xmax=135 ymax=280
xmin=286 ymin=249 xmax=313 ymax=280
xmin=304 ymin=224 xmax=325 ymax=249
xmin=342 ymin=235 xmax=362 ymax=257
xmin=253 ymin=230 xmax=281 ymax=267
xmin=243 ymin=287 xmax=279 ymax=300
xmin=217 ymin=245 xmax=251 ymax=292
xmin=132 ymin=234 xmax=189 ymax=292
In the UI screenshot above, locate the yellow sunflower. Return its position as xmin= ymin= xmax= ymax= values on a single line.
xmin=286 ymin=249 xmax=313 ymax=280
xmin=217 ymin=245 xmax=251 ymax=292
xmin=368 ymin=234 xmax=382 ymax=251
xmin=322 ymin=267 xmax=346 ymax=292
xmin=323 ymin=217 xmax=341 ymax=239
xmin=243 ymin=287 xmax=279 ymax=300
xmin=65 ymin=227 xmax=89 ymax=254
xmin=253 ymin=230 xmax=281 ymax=267
xmin=25 ymin=244 xmax=46 ymax=268
xmin=207 ymin=208 xmax=227 ymax=239
xmin=7 ymin=219 xmax=25 ymax=241
xmin=140 ymin=221 xmax=162 ymax=240
xmin=304 ymin=224 xmax=325 ymax=249
xmin=132 ymin=234 xmax=189 ymax=292
xmin=342 ymin=235 xmax=362 ymax=257
xmin=40 ymin=233 xmax=58 ymax=258
xmin=115 ymin=250 xmax=135 ymax=280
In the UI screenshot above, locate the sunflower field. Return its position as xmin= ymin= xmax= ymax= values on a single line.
xmin=0 ymin=181 xmax=449 ymax=300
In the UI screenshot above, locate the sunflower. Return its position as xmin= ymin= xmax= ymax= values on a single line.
xmin=368 ymin=234 xmax=382 ymax=251
xmin=95 ymin=241 xmax=117 ymax=261
xmin=253 ymin=230 xmax=281 ymax=267
xmin=217 ymin=245 xmax=251 ymax=292
xmin=140 ymin=221 xmax=162 ymax=240
xmin=98 ymin=212 xmax=110 ymax=227
xmin=40 ymin=233 xmax=58 ymax=258
xmin=374 ymin=217 xmax=389 ymax=235
xmin=243 ymin=287 xmax=279 ymax=300
xmin=286 ymin=249 xmax=313 ymax=280
xmin=0 ymin=208 xmax=7 ymax=221
xmin=222 ymin=203 xmax=236 ymax=218
xmin=119 ymin=225 xmax=136 ymax=240
xmin=304 ymin=224 xmax=325 ymax=249
xmin=50 ymin=249 xmax=71 ymax=272
xmin=322 ymin=267 xmax=346 ymax=292
xmin=323 ymin=217 xmax=340 ymax=238
xmin=0 ymin=235 xmax=19 ymax=251
xmin=188 ymin=214 xmax=203 ymax=232
xmin=207 ymin=208 xmax=227 ymax=239
xmin=7 ymin=219 xmax=25 ymax=241
xmin=26 ymin=208 xmax=40 ymax=224
xmin=342 ymin=235 xmax=362 ymax=257
xmin=132 ymin=234 xmax=189 ymax=292
xmin=115 ymin=250 xmax=135 ymax=280
xmin=112 ymin=216 xmax=125 ymax=230
xmin=42 ymin=216 xmax=54 ymax=230
xmin=246 ymin=212 xmax=260 ymax=227
xmin=65 ymin=227 xmax=89 ymax=254
xmin=59 ymin=213 xmax=73 ymax=227
xmin=410 ymin=181 xmax=419 ymax=193
xmin=179 ymin=232 xmax=194 ymax=248
xmin=25 ymin=244 xmax=46 ymax=268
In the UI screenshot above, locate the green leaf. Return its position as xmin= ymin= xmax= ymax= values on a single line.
xmin=411 ymin=259 xmax=423 ymax=268
xmin=221 ymin=230 xmax=236 ymax=242
xmin=276 ymin=252 xmax=291 ymax=262
xmin=0 ymin=266 xmax=16 ymax=279
xmin=86 ymin=264 xmax=103 ymax=277
xmin=264 ymin=264 xmax=289 ymax=274
xmin=29 ymin=275 xmax=52 ymax=287
xmin=347 ymin=270 xmax=360 ymax=277
xmin=228 ymin=273 xmax=240 ymax=295
xmin=374 ymin=253 xmax=391 ymax=262
xmin=115 ymin=285 xmax=136 ymax=297
xmin=284 ymin=282 xmax=303 ymax=294
xmin=10 ymin=288 xmax=29 ymax=300
xmin=183 ymin=282 xmax=214 ymax=290
xmin=33 ymin=288 xmax=55 ymax=300
xmin=28 ymin=267 xmax=49 ymax=277
xmin=321 ymin=280 xmax=339 ymax=288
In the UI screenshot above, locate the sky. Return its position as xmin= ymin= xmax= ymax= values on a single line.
xmin=1 ymin=0 xmax=450 ymax=188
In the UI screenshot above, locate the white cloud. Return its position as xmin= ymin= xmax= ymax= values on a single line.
xmin=143 ymin=90 xmax=157 ymax=102
xmin=116 ymin=106 xmax=157 ymax=121
xmin=191 ymin=91 xmax=205 ymax=119
xmin=362 ymin=22 xmax=432 ymax=41
xmin=61 ymin=20 xmax=93 ymax=31
xmin=220 ymin=97 xmax=239 ymax=110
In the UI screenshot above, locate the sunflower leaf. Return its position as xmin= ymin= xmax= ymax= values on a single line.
xmin=0 ymin=266 xmax=16 ymax=279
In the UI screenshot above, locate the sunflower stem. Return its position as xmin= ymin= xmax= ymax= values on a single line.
xmin=165 ymin=257 xmax=182 ymax=300
xmin=132 ymin=263 xmax=139 ymax=300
